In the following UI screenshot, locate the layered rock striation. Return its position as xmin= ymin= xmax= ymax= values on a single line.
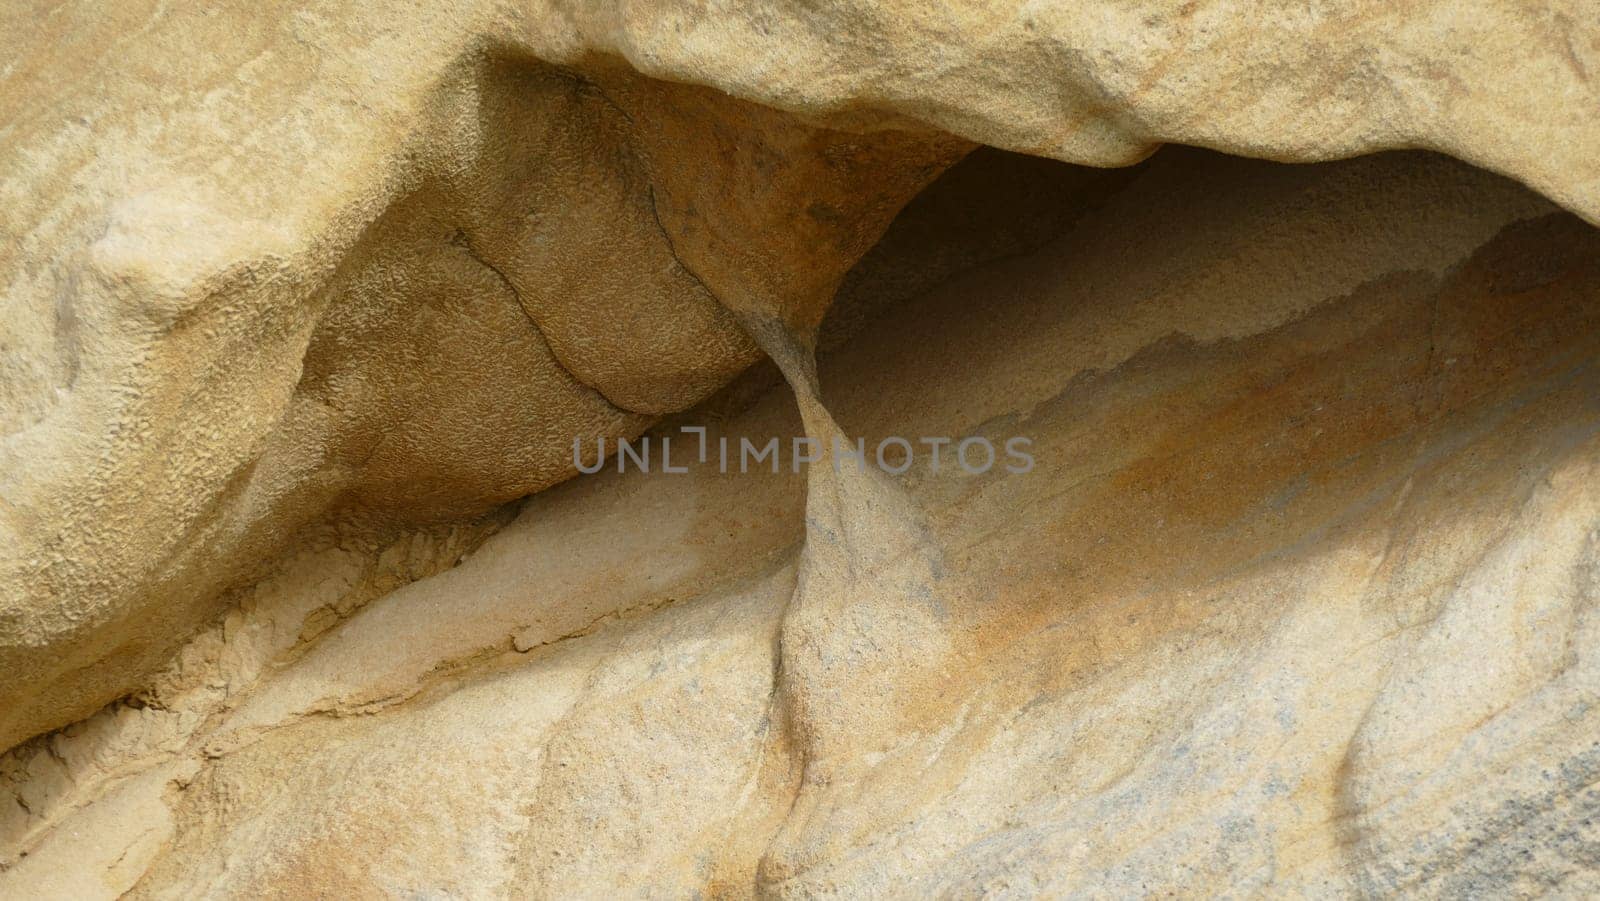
xmin=2 ymin=1 xmax=1598 ymax=895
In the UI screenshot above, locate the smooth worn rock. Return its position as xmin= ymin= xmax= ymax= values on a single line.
xmin=3 ymin=0 xmax=1598 ymax=754
xmin=5 ymin=145 xmax=1599 ymax=896
xmin=1 ymin=0 xmax=1598 ymax=896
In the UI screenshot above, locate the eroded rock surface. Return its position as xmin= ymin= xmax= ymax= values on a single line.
xmin=2 ymin=1 xmax=1599 ymax=896
xmin=5 ymin=145 xmax=1598 ymax=896
xmin=3 ymin=0 xmax=1599 ymax=754
xmin=0 ymin=9 xmax=959 ymax=751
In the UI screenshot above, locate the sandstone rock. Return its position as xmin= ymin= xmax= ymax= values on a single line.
xmin=0 ymin=7 xmax=958 ymax=752
xmin=2 ymin=1 xmax=1599 ymax=896
xmin=6 ymin=144 xmax=1599 ymax=895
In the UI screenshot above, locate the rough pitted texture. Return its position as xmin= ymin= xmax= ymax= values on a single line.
xmin=0 ymin=6 xmax=959 ymax=751
xmin=6 ymin=145 xmax=1599 ymax=897
xmin=3 ymin=0 xmax=1598 ymax=758
xmin=1 ymin=1 xmax=1598 ymax=896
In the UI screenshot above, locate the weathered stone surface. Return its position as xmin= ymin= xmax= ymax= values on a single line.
xmin=3 ymin=0 xmax=1598 ymax=754
xmin=1 ymin=0 xmax=1598 ymax=895
xmin=5 ymin=145 xmax=1598 ymax=895
xmin=0 ymin=7 xmax=958 ymax=752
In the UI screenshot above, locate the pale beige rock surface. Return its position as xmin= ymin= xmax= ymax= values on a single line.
xmin=5 ymin=145 xmax=1599 ymax=897
xmin=1 ymin=0 xmax=1599 ymax=896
